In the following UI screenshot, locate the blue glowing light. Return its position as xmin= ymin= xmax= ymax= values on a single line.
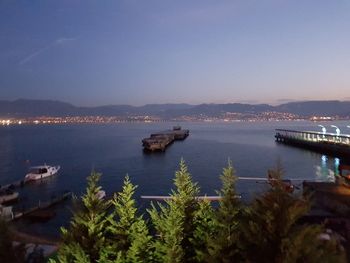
xmin=335 ymin=158 xmax=340 ymax=167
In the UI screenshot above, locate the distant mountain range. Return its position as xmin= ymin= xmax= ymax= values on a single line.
xmin=0 ymin=99 xmax=350 ymax=118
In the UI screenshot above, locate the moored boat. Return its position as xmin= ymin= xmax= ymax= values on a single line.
xmin=25 ymin=165 xmax=60 ymax=181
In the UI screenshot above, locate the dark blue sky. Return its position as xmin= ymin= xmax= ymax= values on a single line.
xmin=1 ymin=0 xmax=350 ymax=106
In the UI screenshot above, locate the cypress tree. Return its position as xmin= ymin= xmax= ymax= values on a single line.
xmin=53 ymin=172 xmax=109 ymax=263
xmin=149 ymin=159 xmax=200 ymax=263
xmin=204 ymin=160 xmax=242 ymax=263
xmin=100 ymin=175 xmax=153 ymax=263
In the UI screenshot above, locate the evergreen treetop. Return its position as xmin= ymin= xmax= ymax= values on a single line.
xmin=54 ymin=172 xmax=109 ymax=263
xmin=205 ymin=160 xmax=243 ymax=263
xmin=102 ymin=175 xmax=153 ymax=263
xmin=149 ymin=159 xmax=201 ymax=263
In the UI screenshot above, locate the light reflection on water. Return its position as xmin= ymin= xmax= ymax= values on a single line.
xmin=315 ymin=156 xmax=342 ymax=182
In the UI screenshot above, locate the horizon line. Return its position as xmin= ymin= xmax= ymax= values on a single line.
xmin=1 ymin=98 xmax=350 ymax=108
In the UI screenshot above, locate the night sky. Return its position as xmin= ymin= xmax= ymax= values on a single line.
xmin=1 ymin=1 xmax=350 ymax=106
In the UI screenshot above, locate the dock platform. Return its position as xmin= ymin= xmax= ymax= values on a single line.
xmin=275 ymin=129 xmax=350 ymax=157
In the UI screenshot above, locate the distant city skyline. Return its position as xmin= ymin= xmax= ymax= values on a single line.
xmin=1 ymin=1 xmax=350 ymax=106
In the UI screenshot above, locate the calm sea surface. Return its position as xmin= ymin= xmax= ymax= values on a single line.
xmin=1 ymin=121 xmax=349 ymax=237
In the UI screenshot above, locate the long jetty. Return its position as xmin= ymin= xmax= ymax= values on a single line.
xmin=275 ymin=129 xmax=350 ymax=157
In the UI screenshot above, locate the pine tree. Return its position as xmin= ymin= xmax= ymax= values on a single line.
xmin=240 ymin=164 xmax=347 ymax=263
xmin=204 ymin=160 xmax=242 ymax=263
xmin=191 ymin=198 xmax=215 ymax=263
xmin=149 ymin=159 xmax=200 ymax=263
xmin=100 ymin=175 xmax=153 ymax=263
xmin=53 ymin=172 xmax=109 ymax=263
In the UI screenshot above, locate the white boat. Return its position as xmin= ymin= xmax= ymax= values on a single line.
xmin=25 ymin=165 xmax=60 ymax=181
xmin=0 ymin=190 xmax=19 ymax=204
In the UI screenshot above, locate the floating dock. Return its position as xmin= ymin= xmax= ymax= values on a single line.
xmin=142 ymin=126 xmax=189 ymax=151
xmin=275 ymin=129 xmax=350 ymax=157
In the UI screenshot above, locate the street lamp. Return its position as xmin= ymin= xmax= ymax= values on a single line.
xmin=318 ymin=125 xmax=326 ymax=134
xmin=318 ymin=125 xmax=326 ymax=140
xmin=331 ymin=125 xmax=341 ymax=143
xmin=331 ymin=125 xmax=341 ymax=136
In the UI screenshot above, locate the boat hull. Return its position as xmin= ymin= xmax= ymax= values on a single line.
xmin=25 ymin=166 xmax=60 ymax=181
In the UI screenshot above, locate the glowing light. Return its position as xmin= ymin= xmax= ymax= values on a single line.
xmin=322 ymin=155 xmax=327 ymax=163
xmin=335 ymin=158 xmax=340 ymax=166
xmin=318 ymin=125 xmax=326 ymax=134
xmin=334 ymin=158 xmax=340 ymax=177
xmin=318 ymin=125 xmax=326 ymax=140
xmin=330 ymin=125 xmax=340 ymax=136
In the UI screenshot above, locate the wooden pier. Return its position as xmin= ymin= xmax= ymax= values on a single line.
xmin=142 ymin=126 xmax=189 ymax=152
xmin=275 ymin=129 xmax=350 ymax=157
xmin=11 ymin=191 xmax=72 ymax=221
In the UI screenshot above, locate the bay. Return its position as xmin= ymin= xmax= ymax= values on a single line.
xmin=0 ymin=121 xmax=348 ymax=237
